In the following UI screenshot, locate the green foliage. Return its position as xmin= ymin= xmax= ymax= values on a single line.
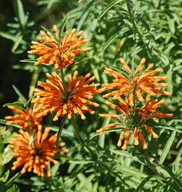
xmin=0 ymin=126 xmax=20 ymax=192
xmin=1 ymin=0 xmax=182 ymax=191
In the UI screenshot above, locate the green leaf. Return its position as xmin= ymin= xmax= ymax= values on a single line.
xmin=59 ymin=13 xmax=68 ymax=40
xmin=11 ymin=35 xmax=23 ymax=53
xmin=51 ymin=162 xmax=60 ymax=176
xmin=20 ymin=59 xmax=36 ymax=63
xmin=116 ymin=166 xmax=147 ymax=178
xmin=99 ymin=28 xmax=129 ymax=54
xmin=99 ymin=116 xmax=111 ymax=148
xmin=0 ymin=119 xmax=22 ymax=129
xmin=12 ymin=85 xmax=27 ymax=105
xmin=153 ymin=124 xmax=182 ymax=133
xmin=77 ymin=10 xmax=89 ymax=32
xmin=47 ymin=0 xmax=56 ymax=9
xmin=162 ymin=166 xmax=182 ymax=190
xmin=69 ymin=159 xmax=94 ymax=164
xmin=29 ymin=134 xmax=35 ymax=147
xmin=6 ymin=184 xmax=20 ymax=192
xmin=0 ymin=170 xmax=9 ymax=182
xmin=167 ymin=64 xmax=173 ymax=94
xmin=135 ymin=175 xmax=154 ymax=192
xmin=159 ymin=130 xmax=176 ymax=165
xmin=77 ymin=1 xmax=94 ymax=31
xmin=168 ymin=18 xmax=175 ymax=34
xmin=16 ymin=0 xmax=26 ymax=27
xmin=5 ymin=173 xmax=22 ymax=188
xmin=97 ymin=0 xmax=124 ymax=20
xmin=3 ymin=102 xmax=24 ymax=109
xmin=0 ymin=31 xmax=16 ymax=41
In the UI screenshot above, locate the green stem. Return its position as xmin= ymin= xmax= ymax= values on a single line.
xmin=144 ymin=155 xmax=166 ymax=180
xmin=126 ymin=1 xmax=142 ymax=39
xmin=60 ymin=67 xmax=67 ymax=95
xmin=71 ymin=115 xmax=118 ymax=178
xmin=5 ymin=172 xmax=22 ymax=187
xmin=152 ymin=0 xmax=162 ymax=18
xmin=70 ymin=116 xmax=95 ymax=156
xmin=132 ymin=84 xmax=137 ymax=114
xmin=56 ymin=115 xmax=67 ymax=152
xmin=70 ymin=116 xmax=84 ymax=144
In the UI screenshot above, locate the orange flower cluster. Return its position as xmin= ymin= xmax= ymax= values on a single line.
xmin=100 ymin=58 xmax=170 ymax=106
xmin=7 ymin=25 xmax=99 ymax=177
xmin=97 ymin=58 xmax=173 ymax=150
xmin=97 ymin=95 xmax=172 ymax=150
xmin=5 ymin=105 xmax=69 ymax=176
xmin=32 ymin=71 xmax=99 ymax=120
xmin=28 ymin=25 xmax=91 ymax=69
xmin=9 ymin=125 xmax=69 ymax=177
xmin=5 ymin=104 xmax=42 ymax=130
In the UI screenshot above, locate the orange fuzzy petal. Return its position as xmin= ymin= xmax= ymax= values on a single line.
xmin=142 ymin=124 xmax=158 ymax=138
xmin=134 ymin=127 xmax=139 ymax=145
xmin=96 ymin=123 xmax=123 ymax=133
xmin=122 ymin=130 xmax=133 ymax=150
xmin=117 ymin=127 xmax=129 ymax=146
xmin=138 ymin=130 xmax=148 ymax=149
xmin=135 ymin=58 xmax=146 ymax=74
xmin=120 ymin=58 xmax=132 ymax=73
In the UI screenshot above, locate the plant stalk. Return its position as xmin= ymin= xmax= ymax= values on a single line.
xmin=152 ymin=0 xmax=162 ymax=18
xmin=71 ymin=115 xmax=118 ymax=178
xmin=126 ymin=1 xmax=142 ymax=39
xmin=144 ymin=155 xmax=166 ymax=180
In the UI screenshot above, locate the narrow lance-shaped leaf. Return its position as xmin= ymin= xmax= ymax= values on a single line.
xmin=159 ymin=130 xmax=176 ymax=165
xmin=77 ymin=0 xmax=94 ymax=31
xmin=99 ymin=116 xmax=111 ymax=148
xmin=135 ymin=175 xmax=154 ymax=192
xmin=29 ymin=134 xmax=35 ymax=147
xmin=16 ymin=0 xmax=26 ymax=27
xmin=162 ymin=165 xmax=182 ymax=190
xmin=0 ymin=32 xmax=16 ymax=41
xmin=0 ymin=170 xmax=9 ymax=183
xmin=11 ymin=35 xmax=23 ymax=53
xmin=12 ymin=85 xmax=27 ymax=106
xmin=98 ymin=0 xmax=124 ymax=20
xmin=5 ymin=172 xmax=22 ymax=188
xmin=99 ymin=28 xmax=129 ymax=54
xmin=47 ymin=0 xmax=56 ymax=9
xmin=59 ymin=13 xmax=68 ymax=40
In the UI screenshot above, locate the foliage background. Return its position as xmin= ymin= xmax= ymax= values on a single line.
xmin=0 ymin=0 xmax=182 ymax=191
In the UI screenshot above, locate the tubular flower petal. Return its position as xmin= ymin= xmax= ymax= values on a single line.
xmin=5 ymin=104 xmax=42 ymax=130
xmin=100 ymin=58 xmax=170 ymax=106
xmin=97 ymin=96 xmax=172 ymax=150
xmin=122 ymin=130 xmax=133 ymax=150
xmin=134 ymin=127 xmax=139 ymax=145
xmin=32 ymin=71 xmax=99 ymax=120
xmin=138 ymin=130 xmax=148 ymax=149
xmin=9 ymin=125 xmax=69 ymax=177
xmin=28 ymin=25 xmax=91 ymax=69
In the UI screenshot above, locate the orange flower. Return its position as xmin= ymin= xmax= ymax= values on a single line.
xmin=97 ymin=95 xmax=173 ymax=150
xmin=28 ymin=25 xmax=91 ymax=69
xmin=100 ymin=58 xmax=170 ymax=106
xmin=9 ymin=125 xmax=69 ymax=177
xmin=32 ymin=71 xmax=99 ymax=120
xmin=5 ymin=104 xmax=42 ymax=130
